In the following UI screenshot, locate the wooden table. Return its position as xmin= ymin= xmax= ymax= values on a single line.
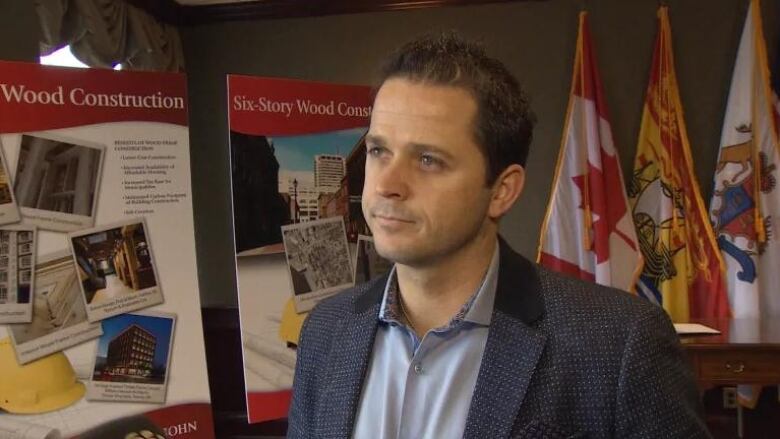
xmin=680 ymin=318 xmax=780 ymax=390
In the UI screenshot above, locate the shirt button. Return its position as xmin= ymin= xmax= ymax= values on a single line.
xmin=413 ymin=363 xmax=423 ymax=375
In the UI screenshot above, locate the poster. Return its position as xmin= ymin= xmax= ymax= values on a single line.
xmin=0 ymin=61 xmax=214 ymax=438
xmin=227 ymin=75 xmax=373 ymax=422
xmin=0 ymin=226 xmax=36 ymax=324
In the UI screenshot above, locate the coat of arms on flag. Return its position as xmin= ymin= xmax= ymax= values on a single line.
xmin=629 ymin=6 xmax=730 ymax=322
xmin=708 ymin=0 xmax=780 ymax=409
xmin=709 ymin=0 xmax=780 ymax=321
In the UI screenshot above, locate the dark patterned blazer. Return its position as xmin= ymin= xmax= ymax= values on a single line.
xmin=288 ymin=239 xmax=711 ymax=438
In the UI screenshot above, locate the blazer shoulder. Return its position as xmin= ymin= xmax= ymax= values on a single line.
xmin=535 ymin=266 xmax=669 ymax=330
xmin=303 ymin=274 xmax=386 ymax=332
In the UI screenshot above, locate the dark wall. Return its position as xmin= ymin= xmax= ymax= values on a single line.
xmin=182 ymin=0 xmax=780 ymax=307
xmin=0 ymin=0 xmax=39 ymax=61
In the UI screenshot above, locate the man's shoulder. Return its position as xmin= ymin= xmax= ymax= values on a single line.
xmin=304 ymin=274 xmax=385 ymax=329
xmin=534 ymin=265 xmax=668 ymax=329
xmin=295 ymin=275 xmax=384 ymax=360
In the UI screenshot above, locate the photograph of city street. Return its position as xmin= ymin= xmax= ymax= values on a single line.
xmin=0 ymin=229 xmax=34 ymax=305
xmin=14 ymin=134 xmax=103 ymax=218
xmin=92 ymin=313 xmax=174 ymax=385
xmin=354 ymin=235 xmax=392 ymax=285
xmin=282 ymin=217 xmax=353 ymax=297
xmin=230 ymin=128 xmax=368 ymax=255
xmin=0 ymin=139 xmax=22 ymax=227
xmin=71 ymin=221 xmax=159 ymax=305
xmin=9 ymin=254 xmax=88 ymax=344
xmin=0 ymin=154 xmax=14 ymax=206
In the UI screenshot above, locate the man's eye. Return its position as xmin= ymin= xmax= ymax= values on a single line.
xmin=420 ymin=154 xmax=442 ymax=168
xmin=367 ymin=146 xmax=384 ymax=157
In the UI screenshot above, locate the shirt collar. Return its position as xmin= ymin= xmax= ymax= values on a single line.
xmin=377 ymin=243 xmax=500 ymax=329
xmin=464 ymin=243 xmax=499 ymax=325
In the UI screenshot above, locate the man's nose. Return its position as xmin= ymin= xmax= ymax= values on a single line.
xmin=374 ymin=158 xmax=409 ymax=199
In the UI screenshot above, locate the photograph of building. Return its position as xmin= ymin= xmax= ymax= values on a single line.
xmin=282 ymin=217 xmax=353 ymax=296
xmin=14 ymin=134 xmax=103 ymax=217
xmin=354 ymin=236 xmax=393 ymax=285
xmin=334 ymin=134 xmax=369 ymax=241
xmin=230 ymin=128 xmax=367 ymax=254
xmin=92 ymin=313 xmax=174 ymax=384
xmin=0 ymin=158 xmax=13 ymax=205
xmin=105 ymin=324 xmax=156 ymax=377
xmin=230 ymin=132 xmax=290 ymax=253
xmin=284 ymin=177 xmax=320 ymax=223
xmin=0 ymin=229 xmax=34 ymax=304
xmin=314 ymin=154 xmax=346 ymax=193
xmin=9 ymin=254 xmax=88 ymax=344
xmin=71 ymin=222 xmax=158 ymax=305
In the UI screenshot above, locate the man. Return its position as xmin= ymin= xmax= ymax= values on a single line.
xmin=288 ymin=33 xmax=710 ymax=438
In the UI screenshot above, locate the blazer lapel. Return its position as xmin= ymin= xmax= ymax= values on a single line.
xmin=317 ymin=276 xmax=385 ymax=437
xmin=464 ymin=240 xmax=547 ymax=439
xmin=463 ymin=313 xmax=546 ymax=438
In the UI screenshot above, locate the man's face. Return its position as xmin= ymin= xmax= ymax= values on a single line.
xmin=362 ymin=78 xmax=495 ymax=267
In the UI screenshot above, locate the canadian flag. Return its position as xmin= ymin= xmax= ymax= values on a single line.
xmin=537 ymin=11 xmax=642 ymax=291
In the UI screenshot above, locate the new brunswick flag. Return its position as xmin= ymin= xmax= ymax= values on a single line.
xmin=538 ymin=12 xmax=641 ymax=291
xmin=628 ymin=7 xmax=730 ymax=322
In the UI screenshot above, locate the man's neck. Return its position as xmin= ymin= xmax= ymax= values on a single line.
xmin=395 ymin=233 xmax=497 ymax=336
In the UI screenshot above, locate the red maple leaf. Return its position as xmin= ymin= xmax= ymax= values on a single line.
xmin=572 ymin=151 xmax=635 ymax=263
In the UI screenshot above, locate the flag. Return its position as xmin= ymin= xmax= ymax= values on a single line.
xmin=709 ymin=0 xmax=780 ymax=408
xmin=628 ymin=7 xmax=730 ymax=322
xmin=773 ymin=13 xmax=780 ymax=128
xmin=772 ymin=17 xmax=780 ymax=413
xmin=538 ymin=11 xmax=642 ymax=292
xmin=711 ymin=0 xmax=780 ymax=320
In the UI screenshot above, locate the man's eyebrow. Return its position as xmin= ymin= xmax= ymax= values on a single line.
xmin=365 ymin=134 xmax=386 ymax=147
xmin=365 ymin=134 xmax=455 ymax=161
xmin=408 ymin=143 xmax=455 ymax=160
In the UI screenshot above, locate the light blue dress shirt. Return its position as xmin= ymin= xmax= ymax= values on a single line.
xmin=352 ymin=246 xmax=500 ymax=439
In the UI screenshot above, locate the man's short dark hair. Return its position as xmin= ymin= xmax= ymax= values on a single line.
xmin=378 ymin=32 xmax=536 ymax=185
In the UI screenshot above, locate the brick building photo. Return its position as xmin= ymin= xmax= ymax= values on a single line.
xmin=104 ymin=324 xmax=156 ymax=377
xmin=92 ymin=313 xmax=174 ymax=385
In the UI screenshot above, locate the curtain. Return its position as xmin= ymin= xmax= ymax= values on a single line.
xmin=36 ymin=0 xmax=184 ymax=72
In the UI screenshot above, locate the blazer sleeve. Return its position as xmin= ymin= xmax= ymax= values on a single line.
xmin=287 ymin=311 xmax=319 ymax=438
xmin=613 ymin=306 xmax=712 ymax=439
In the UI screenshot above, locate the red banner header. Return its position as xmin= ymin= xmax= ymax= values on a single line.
xmin=0 ymin=61 xmax=188 ymax=132
xmin=228 ymin=75 xmax=373 ymax=136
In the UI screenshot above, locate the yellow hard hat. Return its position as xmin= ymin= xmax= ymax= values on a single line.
xmin=0 ymin=338 xmax=85 ymax=414
xmin=278 ymin=298 xmax=307 ymax=346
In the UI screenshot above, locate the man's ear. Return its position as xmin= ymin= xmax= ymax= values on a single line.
xmin=488 ymin=164 xmax=525 ymax=220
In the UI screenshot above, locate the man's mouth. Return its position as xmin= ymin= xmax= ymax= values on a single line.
xmin=370 ymin=207 xmax=416 ymax=227
xmin=374 ymin=213 xmax=413 ymax=222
